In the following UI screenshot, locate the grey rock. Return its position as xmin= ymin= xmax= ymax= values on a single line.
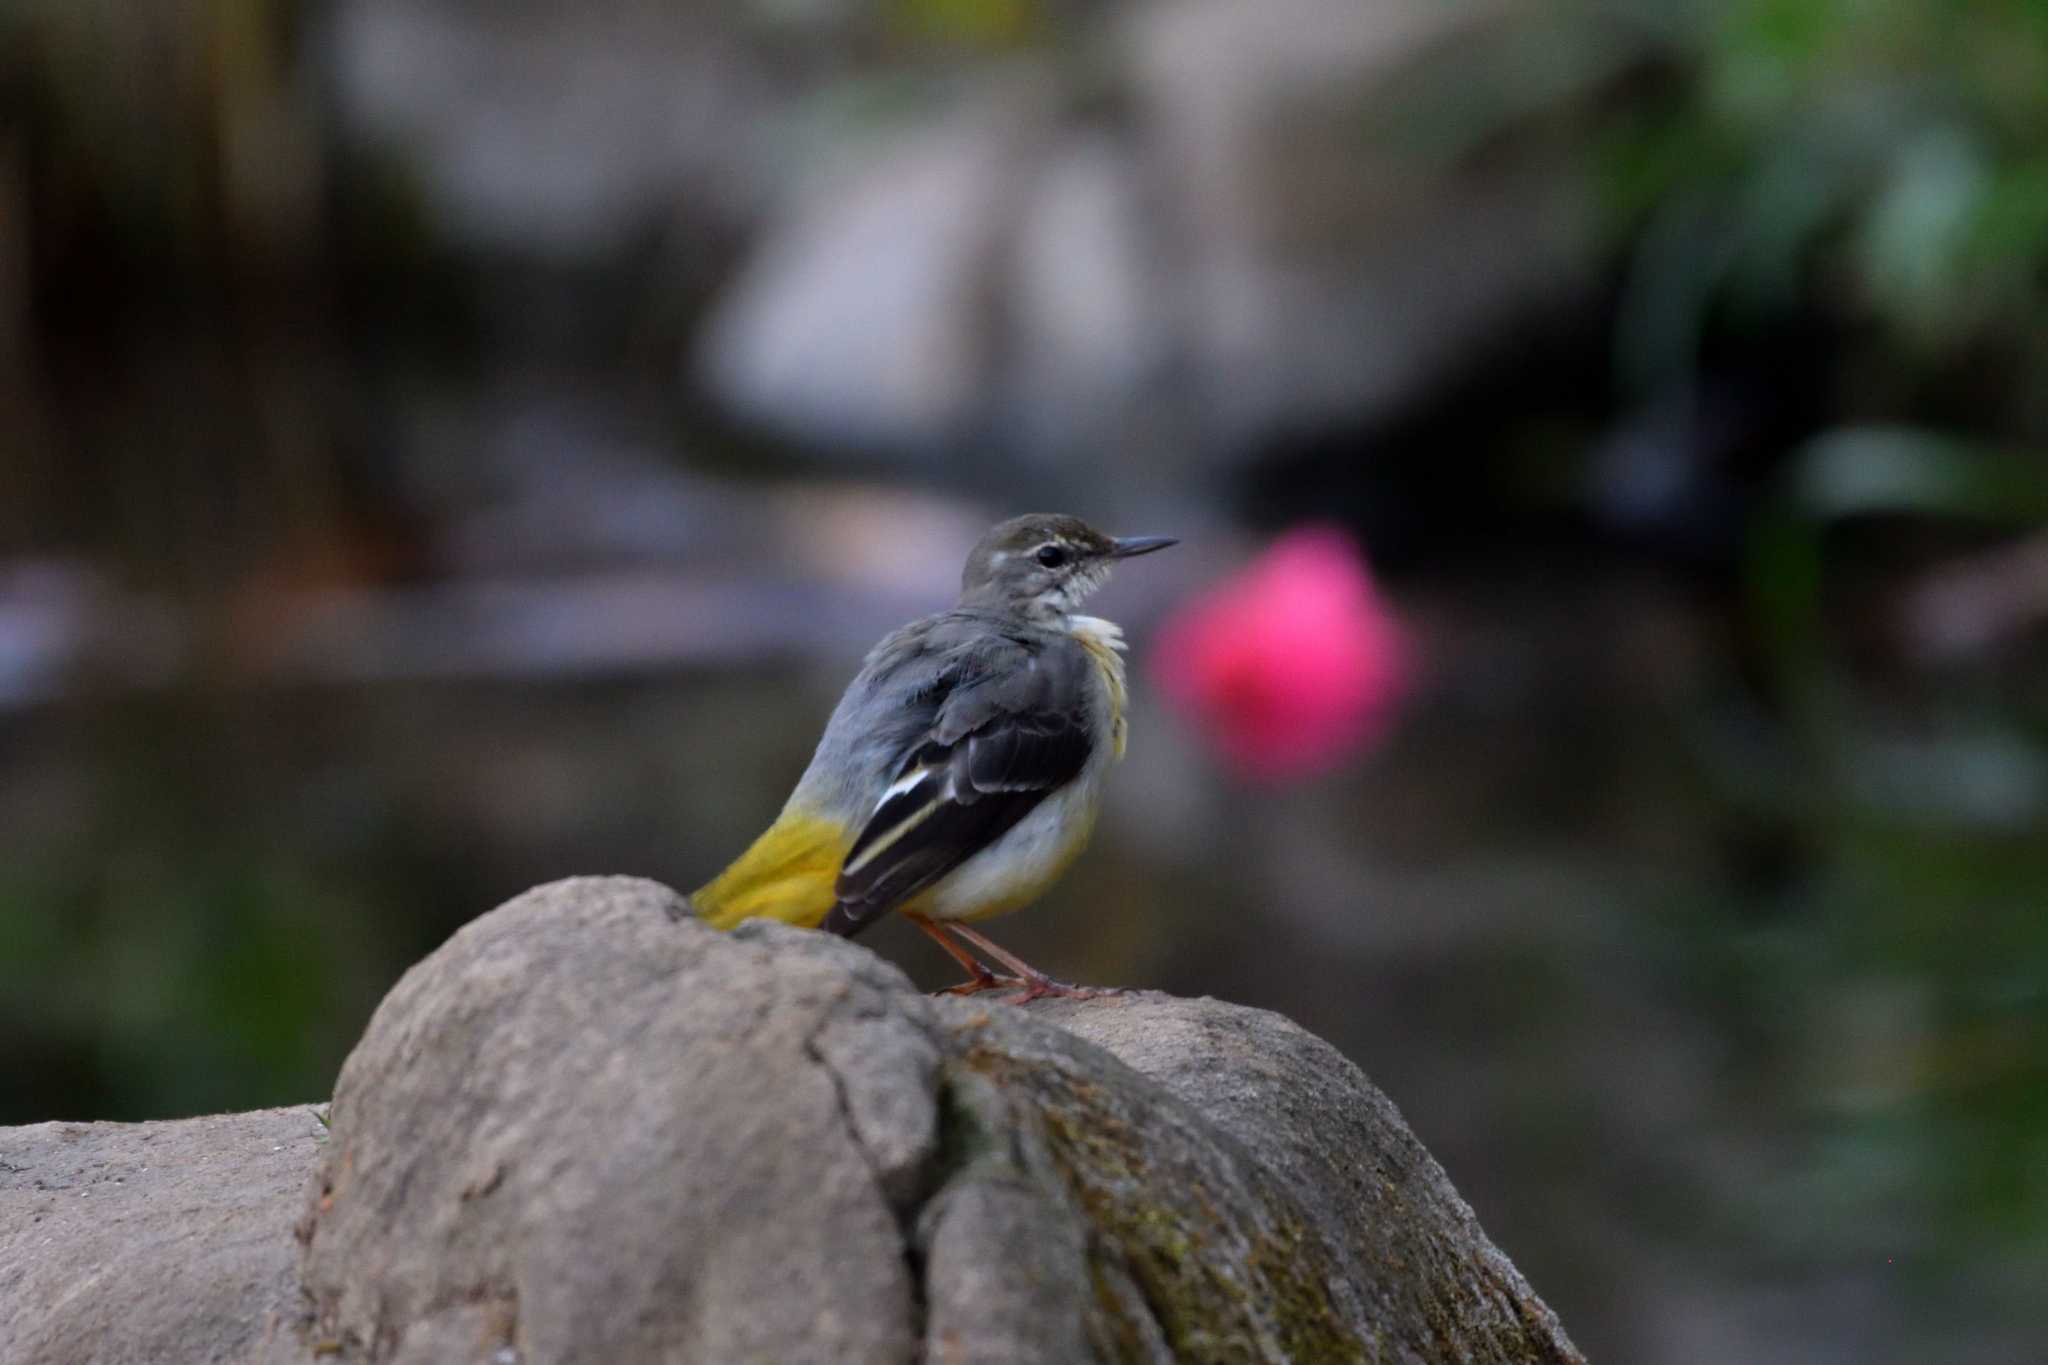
xmin=302 ymin=876 xmax=1580 ymax=1361
xmin=697 ymin=80 xmax=1059 ymax=458
xmin=693 ymin=0 xmax=1613 ymax=469
xmin=1122 ymin=0 xmax=1592 ymax=446
xmin=1042 ymin=995 xmax=1583 ymax=1361
xmin=2 ymin=875 xmax=1583 ymax=1363
xmin=1000 ymin=131 xmax=1173 ymax=466
xmin=303 ymin=877 xmax=923 ymax=1365
xmin=326 ymin=0 xmax=774 ymax=259
xmin=0 ymin=1106 xmax=324 ymax=1365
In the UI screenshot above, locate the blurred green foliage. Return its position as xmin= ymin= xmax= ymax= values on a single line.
xmin=1612 ymin=0 xmax=2048 ymax=400
xmin=1336 ymin=0 xmax=2048 ymax=1330
xmin=1593 ymin=0 xmax=2048 ymax=1315
xmin=0 ymin=698 xmax=434 ymax=1120
xmin=1724 ymin=428 xmax=2048 ymax=1292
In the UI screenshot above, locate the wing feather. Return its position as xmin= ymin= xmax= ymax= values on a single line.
xmin=824 ymin=636 xmax=1094 ymax=937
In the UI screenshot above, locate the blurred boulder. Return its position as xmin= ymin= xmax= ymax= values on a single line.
xmin=325 ymin=0 xmax=776 ymax=260
xmin=318 ymin=0 xmax=1617 ymax=469
xmin=696 ymin=0 xmax=1610 ymax=468
xmin=1002 ymin=129 xmax=1170 ymax=464
xmin=2 ymin=876 xmax=1584 ymax=1363
xmin=1124 ymin=0 xmax=1599 ymax=453
xmin=699 ymin=79 xmax=1060 ymax=462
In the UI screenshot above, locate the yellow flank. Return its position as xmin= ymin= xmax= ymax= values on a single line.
xmin=691 ymin=808 xmax=850 ymax=930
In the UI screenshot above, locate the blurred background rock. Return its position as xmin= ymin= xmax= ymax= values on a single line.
xmin=2 ymin=1 xmax=2045 ymax=1360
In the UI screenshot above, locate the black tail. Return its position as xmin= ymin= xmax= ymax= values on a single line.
xmin=820 ymin=902 xmax=872 ymax=938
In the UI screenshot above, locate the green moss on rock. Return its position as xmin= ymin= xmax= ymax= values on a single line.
xmin=962 ymin=1041 xmax=1369 ymax=1364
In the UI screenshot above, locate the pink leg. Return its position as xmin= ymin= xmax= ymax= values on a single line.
xmin=907 ymin=914 xmax=1021 ymax=997
xmin=944 ymin=923 xmax=1121 ymax=1004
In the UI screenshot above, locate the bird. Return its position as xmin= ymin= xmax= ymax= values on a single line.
xmin=690 ymin=513 xmax=1177 ymax=1001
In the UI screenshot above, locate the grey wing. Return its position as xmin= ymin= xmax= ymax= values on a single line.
xmin=823 ymin=633 xmax=1096 ymax=937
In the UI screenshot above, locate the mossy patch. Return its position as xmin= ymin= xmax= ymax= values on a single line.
xmin=962 ymin=1042 xmax=1369 ymax=1364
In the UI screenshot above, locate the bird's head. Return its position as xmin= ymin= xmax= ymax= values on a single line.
xmin=959 ymin=513 xmax=1177 ymax=619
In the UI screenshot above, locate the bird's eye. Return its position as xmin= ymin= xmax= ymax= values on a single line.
xmin=1036 ymin=544 xmax=1068 ymax=568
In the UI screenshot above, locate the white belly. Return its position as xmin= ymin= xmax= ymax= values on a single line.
xmin=921 ymin=772 xmax=1103 ymax=921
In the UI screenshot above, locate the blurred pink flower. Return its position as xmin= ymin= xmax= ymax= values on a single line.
xmin=1152 ymin=526 xmax=1410 ymax=782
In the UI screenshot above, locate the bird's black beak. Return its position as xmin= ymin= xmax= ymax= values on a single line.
xmin=1108 ymin=535 xmax=1178 ymax=559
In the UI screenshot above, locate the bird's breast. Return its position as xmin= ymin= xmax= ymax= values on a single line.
xmin=1065 ymin=613 xmax=1129 ymax=759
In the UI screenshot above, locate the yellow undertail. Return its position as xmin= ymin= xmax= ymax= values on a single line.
xmin=691 ymin=808 xmax=851 ymax=931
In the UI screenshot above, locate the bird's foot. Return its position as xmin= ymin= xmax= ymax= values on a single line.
xmin=934 ymin=972 xmax=1026 ymax=998
xmin=1001 ymin=977 xmax=1121 ymax=1005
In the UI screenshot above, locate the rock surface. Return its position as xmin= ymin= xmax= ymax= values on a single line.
xmin=1 ymin=876 xmax=1583 ymax=1363
xmin=0 ymin=1106 xmax=324 ymax=1365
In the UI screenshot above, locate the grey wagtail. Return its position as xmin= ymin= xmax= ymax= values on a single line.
xmin=693 ymin=513 xmax=1176 ymax=1000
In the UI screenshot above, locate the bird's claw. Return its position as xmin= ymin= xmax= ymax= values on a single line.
xmin=934 ymin=974 xmax=1025 ymax=998
xmin=934 ymin=974 xmax=1122 ymax=1003
xmin=1000 ymin=978 xmax=1120 ymax=1005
